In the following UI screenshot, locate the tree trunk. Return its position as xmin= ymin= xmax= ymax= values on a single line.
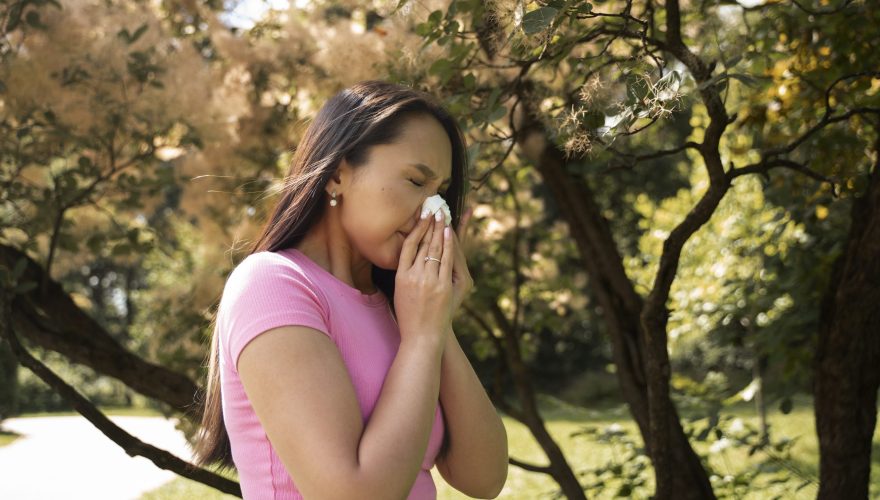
xmin=815 ymin=156 xmax=880 ymax=499
xmin=513 ymin=83 xmax=715 ymax=499
xmin=0 ymin=337 xmax=18 ymax=419
xmin=487 ymin=302 xmax=587 ymax=500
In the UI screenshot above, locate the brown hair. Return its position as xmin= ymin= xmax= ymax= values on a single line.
xmin=192 ymin=80 xmax=470 ymax=469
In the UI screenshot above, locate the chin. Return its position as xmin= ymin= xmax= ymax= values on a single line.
xmin=370 ymin=244 xmax=400 ymax=271
xmin=375 ymin=256 xmax=399 ymax=271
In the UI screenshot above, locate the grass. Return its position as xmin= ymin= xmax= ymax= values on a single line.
xmin=0 ymin=429 xmax=20 ymax=447
xmin=139 ymin=393 xmax=880 ymax=499
xmin=141 ymin=467 xmax=239 ymax=500
xmin=15 ymin=406 xmax=165 ymax=418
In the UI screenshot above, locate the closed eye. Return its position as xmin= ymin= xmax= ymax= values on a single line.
xmin=411 ymin=178 xmax=449 ymax=195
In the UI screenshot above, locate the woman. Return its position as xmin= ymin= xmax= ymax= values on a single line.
xmin=194 ymin=80 xmax=508 ymax=499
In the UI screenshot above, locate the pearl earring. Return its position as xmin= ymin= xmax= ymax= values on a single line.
xmin=329 ymin=190 xmax=338 ymax=207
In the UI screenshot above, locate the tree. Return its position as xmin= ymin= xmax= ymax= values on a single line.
xmin=390 ymin=0 xmax=878 ymax=497
xmin=3 ymin=0 xmax=877 ymax=498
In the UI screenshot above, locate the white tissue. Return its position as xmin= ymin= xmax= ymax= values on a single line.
xmin=422 ymin=194 xmax=452 ymax=225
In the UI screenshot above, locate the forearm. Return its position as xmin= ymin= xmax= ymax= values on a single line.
xmin=437 ymin=327 xmax=509 ymax=497
xmin=355 ymin=334 xmax=445 ymax=498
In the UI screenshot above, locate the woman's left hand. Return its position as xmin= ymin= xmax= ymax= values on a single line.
xmin=449 ymin=207 xmax=475 ymax=316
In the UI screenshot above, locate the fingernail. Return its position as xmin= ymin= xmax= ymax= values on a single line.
xmin=435 ymin=211 xmax=442 ymax=222
xmin=444 ymin=227 xmax=450 ymax=239
xmin=420 ymin=209 xmax=428 ymax=219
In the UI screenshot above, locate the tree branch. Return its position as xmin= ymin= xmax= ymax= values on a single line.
xmin=728 ymin=158 xmax=841 ymax=195
xmin=509 ymin=456 xmax=553 ymax=474
xmin=2 ymin=244 xmax=203 ymax=416
xmin=0 ymin=288 xmax=241 ymax=497
xmin=600 ymin=141 xmax=701 ymax=173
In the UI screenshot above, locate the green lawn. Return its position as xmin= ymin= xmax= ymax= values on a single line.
xmin=140 ymin=394 xmax=880 ymax=499
xmin=0 ymin=429 xmax=20 ymax=447
xmin=141 ymin=467 xmax=239 ymax=500
xmin=15 ymin=406 xmax=165 ymax=418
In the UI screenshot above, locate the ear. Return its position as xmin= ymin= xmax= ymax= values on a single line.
xmin=327 ymin=158 xmax=351 ymax=195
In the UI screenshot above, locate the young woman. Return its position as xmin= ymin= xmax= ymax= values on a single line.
xmin=194 ymin=80 xmax=508 ymax=499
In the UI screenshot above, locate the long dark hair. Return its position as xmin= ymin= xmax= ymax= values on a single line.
xmin=192 ymin=80 xmax=470 ymax=469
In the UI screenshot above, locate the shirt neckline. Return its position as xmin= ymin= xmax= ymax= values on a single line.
xmin=281 ymin=247 xmax=387 ymax=307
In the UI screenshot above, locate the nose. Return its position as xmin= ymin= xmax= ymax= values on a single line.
xmin=401 ymin=208 xmax=423 ymax=235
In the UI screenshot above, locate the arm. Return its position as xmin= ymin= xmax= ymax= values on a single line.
xmin=435 ymin=326 xmax=509 ymax=498
xmin=238 ymin=325 xmax=445 ymax=500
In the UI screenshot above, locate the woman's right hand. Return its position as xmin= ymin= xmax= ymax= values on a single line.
xmin=394 ymin=212 xmax=454 ymax=343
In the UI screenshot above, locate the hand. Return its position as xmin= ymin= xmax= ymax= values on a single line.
xmin=393 ymin=213 xmax=454 ymax=342
xmin=448 ymin=207 xmax=475 ymax=317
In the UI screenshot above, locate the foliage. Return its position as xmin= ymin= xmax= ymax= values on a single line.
xmin=3 ymin=0 xmax=879 ymax=497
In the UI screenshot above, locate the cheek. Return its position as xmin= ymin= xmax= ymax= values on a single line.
xmin=351 ymin=189 xmax=409 ymax=239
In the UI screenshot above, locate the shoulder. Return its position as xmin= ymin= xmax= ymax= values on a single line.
xmin=218 ymin=250 xmax=334 ymax=329
xmin=225 ymin=250 xmax=326 ymax=302
xmin=228 ymin=250 xmax=306 ymax=282
xmin=218 ymin=250 xmax=334 ymax=370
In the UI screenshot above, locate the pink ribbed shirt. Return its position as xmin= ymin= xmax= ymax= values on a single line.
xmin=217 ymin=247 xmax=446 ymax=499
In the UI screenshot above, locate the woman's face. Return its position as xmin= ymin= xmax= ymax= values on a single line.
xmin=339 ymin=114 xmax=453 ymax=270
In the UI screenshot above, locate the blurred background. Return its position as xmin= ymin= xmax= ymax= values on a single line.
xmin=1 ymin=0 xmax=878 ymax=498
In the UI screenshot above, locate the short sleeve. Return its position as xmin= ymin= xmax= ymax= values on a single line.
xmin=218 ymin=252 xmax=331 ymax=372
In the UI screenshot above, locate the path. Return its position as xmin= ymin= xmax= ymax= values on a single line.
xmin=0 ymin=415 xmax=192 ymax=500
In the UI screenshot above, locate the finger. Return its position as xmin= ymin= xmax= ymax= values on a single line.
xmin=400 ymin=215 xmax=432 ymax=269
xmin=414 ymin=216 xmax=437 ymax=271
xmin=426 ymin=215 xmax=445 ymax=273
xmin=441 ymin=225 xmax=453 ymax=280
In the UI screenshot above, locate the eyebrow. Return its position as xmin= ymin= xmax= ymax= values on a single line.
xmin=409 ymin=163 xmax=451 ymax=187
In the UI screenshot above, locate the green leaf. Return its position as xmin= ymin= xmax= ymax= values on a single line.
xmin=486 ymin=87 xmax=501 ymax=110
xmin=7 ymin=3 xmax=23 ymax=32
xmin=391 ymin=0 xmax=410 ymax=15
xmin=112 ymin=242 xmax=132 ymax=256
xmin=415 ymin=22 xmax=433 ymax=37
xmin=462 ymin=73 xmax=476 ymax=90
xmin=583 ymin=110 xmax=604 ymax=129
xmin=487 ymin=105 xmax=507 ymax=122
xmin=428 ymin=9 xmax=443 ymax=26
xmin=467 ymin=142 xmax=481 ymax=167
xmin=129 ymin=23 xmax=149 ymax=44
xmin=428 ymin=58 xmax=453 ymax=77
xmin=576 ymin=2 xmax=593 ymax=14
xmin=522 ymin=7 xmax=558 ymax=35
xmin=86 ymin=234 xmax=105 ymax=254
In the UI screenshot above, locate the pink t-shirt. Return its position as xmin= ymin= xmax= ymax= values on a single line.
xmin=217 ymin=247 xmax=446 ymax=499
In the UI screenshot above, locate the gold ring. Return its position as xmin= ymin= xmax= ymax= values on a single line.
xmin=424 ymin=256 xmax=441 ymax=263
